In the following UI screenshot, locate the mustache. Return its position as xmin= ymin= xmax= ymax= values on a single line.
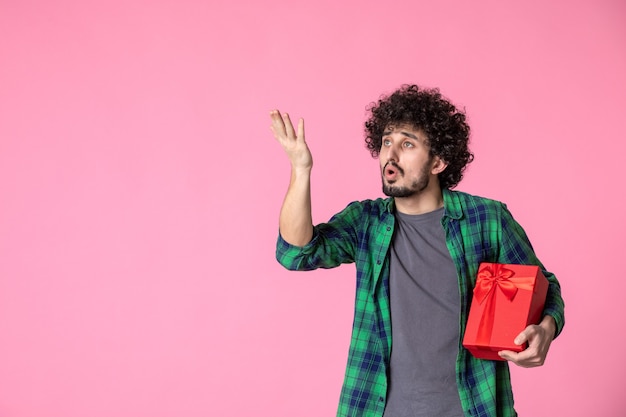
xmin=384 ymin=161 xmax=404 ymax=176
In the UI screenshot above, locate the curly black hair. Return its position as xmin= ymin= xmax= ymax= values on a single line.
xmin=365 ymin=84 xmax=474 ymax=189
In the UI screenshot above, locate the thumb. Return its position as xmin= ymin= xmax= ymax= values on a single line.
xmin=514 ymin=327 xmax=531 ymax=345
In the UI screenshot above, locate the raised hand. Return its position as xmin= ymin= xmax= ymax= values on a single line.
xmin=269 ymin=110 xmax=313 ymax=172
xmin=269 ymin=109 xmax=314 ymax=246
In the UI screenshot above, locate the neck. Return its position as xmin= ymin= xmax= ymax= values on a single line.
xmin=394 ymin=186 xmax=445 ymax=215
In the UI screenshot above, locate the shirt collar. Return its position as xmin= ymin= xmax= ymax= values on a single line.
xmin=384 ymin=198 xmax=395 ymax=213
xmin=442 ymin=189 xmax=462 ymax=219
xmin=384 ymin=190 xmax=462 ymax=219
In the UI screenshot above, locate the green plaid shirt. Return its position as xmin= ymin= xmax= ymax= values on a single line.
xmin=276 ymin=189 xmax=565 ymax=417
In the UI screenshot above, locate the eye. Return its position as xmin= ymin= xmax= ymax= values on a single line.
xmin=382 ymin=138 xmax=391 ymax=146
xmin=403 ymin=141 xmax=415 ymax=148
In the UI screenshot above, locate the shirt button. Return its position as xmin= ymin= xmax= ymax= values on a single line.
xmin=377 ymin=260 xmax=381 ymax=265
xmin=386 ymin=227 xmax=391 ymax=231
xmin=379 ymin=397 xmax=385 ymax=402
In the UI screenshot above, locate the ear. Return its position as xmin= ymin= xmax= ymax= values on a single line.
xmin=430 ymin=156 xmax=448 ymax=175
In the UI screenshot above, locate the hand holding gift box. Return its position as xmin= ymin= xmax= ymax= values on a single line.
xmin=462 ymin=263 xmax=549 ymax=361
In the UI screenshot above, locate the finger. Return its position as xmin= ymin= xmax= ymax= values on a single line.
xmin=514 ymin=333 xmax=527 ymax=346
xmin=282 ymin=113 xmax=296 ymax=138
xmin=297 ymin=117 xmax=305 ymax=140
xmin=514 ymin=325 xmax=538 ymax=345
xmin=499 ymin=349 xmax=535 ymax=367
xmin=498 ymin=350 xmax=518 ymax=362
xmin=501 ymin=341 xmax=544 ymax=367
xmin=270 ymin=110 xmax=286 ymax=135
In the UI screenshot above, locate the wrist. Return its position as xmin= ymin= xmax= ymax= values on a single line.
xmin=291 ymin=165 xmax=312 ymax=178
xmin=293 ymin=165 xmax=312 ymax=171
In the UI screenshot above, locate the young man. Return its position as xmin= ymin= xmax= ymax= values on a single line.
xmin=270 ymin=85 xmax=565 ymax=417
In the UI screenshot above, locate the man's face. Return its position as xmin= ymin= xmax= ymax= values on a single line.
xmin=379 ymin=124 xmax=437 ymax=198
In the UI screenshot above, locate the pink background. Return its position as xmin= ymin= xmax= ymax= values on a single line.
xmin=1 ymin=0 xmax=625 ymax=416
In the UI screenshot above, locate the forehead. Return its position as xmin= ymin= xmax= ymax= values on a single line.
xmin=383 ymin=123 xmax=428 ymax=140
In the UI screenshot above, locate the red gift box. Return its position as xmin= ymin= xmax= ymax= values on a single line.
xmin=462 ymin=263 xmax=549 ymax=361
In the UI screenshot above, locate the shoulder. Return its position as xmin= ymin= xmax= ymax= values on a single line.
xmin=336 ymin=197 xmax=393 ymax=218
xmin=443 ymin=189 xmax=507 ymax=220
xmin=444 ymin=189 xmax=503 ymax=206
xmin=322 ymin=198 xmax=394 ymax=231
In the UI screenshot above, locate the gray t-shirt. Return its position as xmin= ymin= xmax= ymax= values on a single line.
xmin=383 ymin=207 xmax=464 ymax=417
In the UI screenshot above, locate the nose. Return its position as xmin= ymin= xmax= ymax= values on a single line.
xmin=385 ymin=143 xmax=398 ymax=162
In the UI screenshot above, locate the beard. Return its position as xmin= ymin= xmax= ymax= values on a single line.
xmin=382 ymin=160 xmax=431 ymax=198
xmin=382 ymin=177 xmax=430 ymax=197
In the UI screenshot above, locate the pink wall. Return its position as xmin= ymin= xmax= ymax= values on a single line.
xmin=1 ymin=0 xmax=624 ymax=416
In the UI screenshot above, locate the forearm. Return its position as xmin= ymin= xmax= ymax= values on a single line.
xmin=279 ymin=167 xmax=313 ymax=246
xmin=542 ymin=276 xmax=565 ymax=338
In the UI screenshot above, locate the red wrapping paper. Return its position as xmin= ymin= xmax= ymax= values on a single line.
xmin=462 ymin=263 xmax=549 ymax=361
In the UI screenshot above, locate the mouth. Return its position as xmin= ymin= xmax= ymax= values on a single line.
xmin=383 ymin=161 xmax=403 ymax=181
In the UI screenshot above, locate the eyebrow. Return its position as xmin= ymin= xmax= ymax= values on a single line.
xmin=382 ymin=130 xmax=419 ymax=140
xmin=400 ymin=131 xmax=419 ymax=140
